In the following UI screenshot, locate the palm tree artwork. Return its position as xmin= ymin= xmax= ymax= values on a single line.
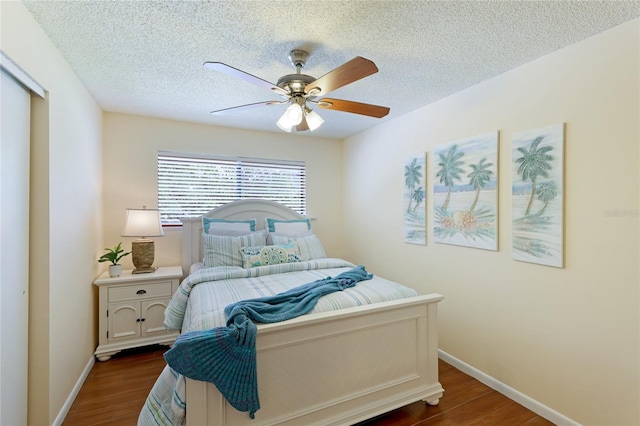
xmin=468 ymin=158 xmax=494 ymax=212
xmin=514 ymin=136 xmax=554 ymax=216
xmin=512 ymin=123 xmax=564 ymax=267
xmin=535 ymin=181 xmax=558 ymax=216
xmin=403 ymin=154 xmax=426 ymax=244
xmin=435 ymin=145 xmax=465 ymax=212
xmin=433 ymin=132 xmax=498 ymax=250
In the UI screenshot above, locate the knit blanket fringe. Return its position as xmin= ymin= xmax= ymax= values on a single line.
xmin=163 ymin=265 xmax=373 ymax=419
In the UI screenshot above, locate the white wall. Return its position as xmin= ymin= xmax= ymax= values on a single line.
xmin=0 ymin=2 xmax=103 ymax=424
xmin=3 ymin=2 xmax=637 ymax=424
xmin=342 ymin=19 xmax=639 ymax=425
xmin=102 ymin=113 xmax=344 ymax=269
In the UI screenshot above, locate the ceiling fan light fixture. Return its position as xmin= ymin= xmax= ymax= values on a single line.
xmin=285 ymin=102 xmax=304 ymax=124
xmin=305 ymin=108 xmax=324 ymax=132
xmin=277 ymin=100 xmax=305 ymax=132
xmin=276 ymin=114 xmax=294 ymax=132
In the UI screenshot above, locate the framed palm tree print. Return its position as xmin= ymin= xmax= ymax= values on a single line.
xmin=433 ymin=132 xmax=498 ymax=250
xmin=404 ymin=153 xmax=426 ymax=244
xmin=512 ymin=123 xmax=564 ymax=267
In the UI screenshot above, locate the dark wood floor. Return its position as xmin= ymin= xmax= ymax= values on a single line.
xmin=63 ymin=345 xmax=554 ymax=425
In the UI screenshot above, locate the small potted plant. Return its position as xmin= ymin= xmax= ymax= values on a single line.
xmin=98 ymin=242 xmax=131 ymax=277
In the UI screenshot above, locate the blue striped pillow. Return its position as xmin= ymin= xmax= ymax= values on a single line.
xmin=203 ymin=231 xmax=266 ymax=267
xmin=270 ymin=233 xmax=326 ymax=261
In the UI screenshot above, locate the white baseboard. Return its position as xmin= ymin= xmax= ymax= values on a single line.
xmin=438 ymin=349 xmax=580 ymax=426
xmin=52 ymin=354 xmax=95 ymax=426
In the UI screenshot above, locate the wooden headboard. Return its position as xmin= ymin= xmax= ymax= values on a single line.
xmin=180 ymin=199 xmax=307 ymax=275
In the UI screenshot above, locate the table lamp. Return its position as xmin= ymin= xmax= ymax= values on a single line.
xmin=121 ymin=206 xmax=165 ymax=274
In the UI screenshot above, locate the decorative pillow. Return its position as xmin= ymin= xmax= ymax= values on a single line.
xmin=203 ymin=217 xmax=256 ymax=234
xmin=270 ymin=233 xmax=326 ymax=261
xmin=203 ymin=231 xmax=266 ymax=267
xmin=240 ymin=241 xmax=302 ymax=268
xmin=265 ymin=218 xmax=311 ymax=234
xmin=266 ymin=229 xmax=313 ymax=245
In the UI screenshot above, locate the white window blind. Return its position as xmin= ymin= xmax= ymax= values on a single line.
xmin=158 ymin=152 xmax=306 ymax=225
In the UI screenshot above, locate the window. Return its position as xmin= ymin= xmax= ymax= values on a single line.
xmin=158 ymin=152 xmax=306 ymax=225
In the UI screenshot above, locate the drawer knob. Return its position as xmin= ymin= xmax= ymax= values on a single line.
xmin=136 ymin=289 xmax=147 ymax=295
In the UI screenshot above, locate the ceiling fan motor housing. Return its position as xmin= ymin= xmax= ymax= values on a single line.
xmin=277 ymin=73 xmax=315 ymax=95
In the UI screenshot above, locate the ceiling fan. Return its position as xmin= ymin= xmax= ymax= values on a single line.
xmin=204 ymin=49 xmax=390 ymax=132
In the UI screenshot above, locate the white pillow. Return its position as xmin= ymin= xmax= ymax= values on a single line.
xmin=203 ymin=217 xmax=256 ymax=234
xmin=266 ymin=229 xmax=313 ymax=245
xmin=265 ymin=218 xmax=311 ymax=234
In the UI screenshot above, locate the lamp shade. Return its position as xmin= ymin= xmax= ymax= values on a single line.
xmin=282 ymin=102 xmax=303 ymax=125
xmin=276 ymin=102 xmax=304 ymax=132
xmin=121 ymin=208 xmax=165 ymax=238
xmin=276 ymin=114 xmax=294 ymax=132
xmin=305 ymin=108 xmax=324 ymax=131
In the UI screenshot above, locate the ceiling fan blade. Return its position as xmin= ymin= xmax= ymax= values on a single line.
xmin=204 ymin=62 xmax=289 ymax=96
xmin=316 ymin=98 xmax=390 ymax=118
xmin=211 ymin=100 xmax=285 ymax=115
xmin=304 ymin=57 xmax=378 ymax=97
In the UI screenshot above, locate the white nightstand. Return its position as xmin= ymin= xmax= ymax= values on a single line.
xmin=94 ymin=266 xmax=183 ymax=361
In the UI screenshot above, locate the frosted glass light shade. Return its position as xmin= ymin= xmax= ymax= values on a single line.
xmin=283 ymin=102 xmax=303 ymax=124
xmin=277 ymin=103 xmax=303 ymax=132
xmin=305 ymin=109 xmax=324 ymax=131
xmin=276 ymin=115 xmax=294 ymax=132
xmin=122 ymin=208 xmax=165 ymax=238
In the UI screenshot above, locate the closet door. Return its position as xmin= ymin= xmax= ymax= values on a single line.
xmin=0 ymin=68 xmax=31 ymax=426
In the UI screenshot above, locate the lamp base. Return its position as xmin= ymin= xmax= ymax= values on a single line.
xmin=131 ymin=239 xmax=156 ymax=274
xmin=132 ymin=266 xmax=157 ymax=274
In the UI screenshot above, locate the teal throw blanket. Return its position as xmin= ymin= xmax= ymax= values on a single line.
xmin=164 ymin=265 xmax=373 ymax=419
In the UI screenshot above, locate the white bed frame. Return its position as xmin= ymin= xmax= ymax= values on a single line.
xmin=180 ymin=199 xmax=444 ymax=426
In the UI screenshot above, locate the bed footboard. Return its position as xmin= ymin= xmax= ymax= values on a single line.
xmin=185 ymin=294 xmax=444 ymax=426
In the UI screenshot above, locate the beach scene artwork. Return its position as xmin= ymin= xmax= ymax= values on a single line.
xmin=433 ymin=132 xmax=498 ymax=250
xmin=404 ymin=153 xmax=426 ymax=244
xmin=512 ymin=123 xmax=564 ymax=267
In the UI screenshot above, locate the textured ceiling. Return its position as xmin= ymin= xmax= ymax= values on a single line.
xmin=22 ymin=0 xmax=640 ymax=139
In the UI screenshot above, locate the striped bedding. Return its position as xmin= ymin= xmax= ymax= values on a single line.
xmin=138 ymin=258 xmax=420 ymax=426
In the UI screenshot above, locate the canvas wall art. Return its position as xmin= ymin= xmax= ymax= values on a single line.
xmin=433 ymin=132 xmax=498 ymax=250
xmin=403 ymin=153 xmax=426 ymax=244
xmin=512 ymin=123 xmax=564 ymax=267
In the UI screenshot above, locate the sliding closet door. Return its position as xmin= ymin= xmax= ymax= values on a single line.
xmin=0 ymin=68 xmax=31 ymax=426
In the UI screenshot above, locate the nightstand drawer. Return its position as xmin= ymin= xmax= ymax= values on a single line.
xmin=108 ymin=281 xmax=173 ymax=302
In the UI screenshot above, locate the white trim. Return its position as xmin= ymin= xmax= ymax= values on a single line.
xmin=52 ymin=355 xmax=95 ymax=426
xmin=0 ymin=51 xmax=45 ymax=98
xmin=438 ymin=350 xmax=581 ymax=426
